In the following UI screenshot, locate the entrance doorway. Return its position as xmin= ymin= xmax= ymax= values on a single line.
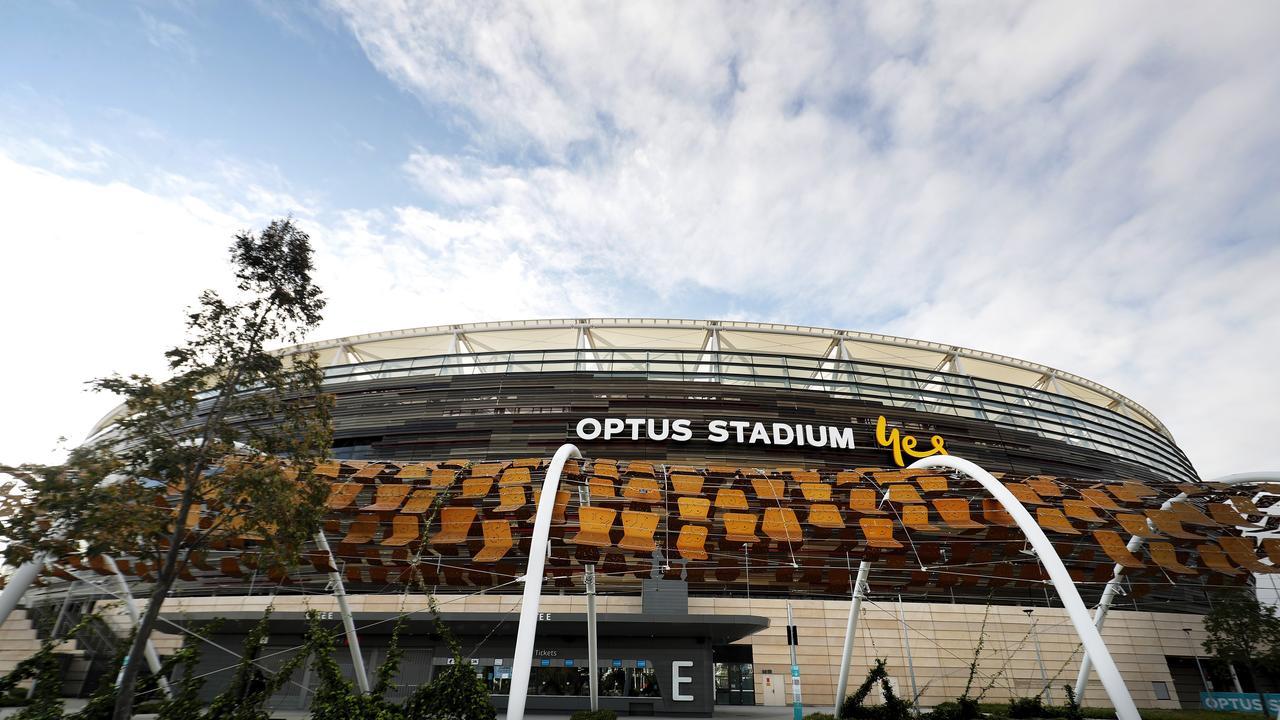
xmin=713 ymin=645 xmax=755 ymax=706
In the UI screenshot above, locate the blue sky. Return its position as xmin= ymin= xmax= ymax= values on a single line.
xmin=1 ymin=1 xmax=1277 ymax=477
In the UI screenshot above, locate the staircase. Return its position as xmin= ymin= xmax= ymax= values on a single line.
xmin=0 ymin=609 xmax=44 ymax=675
xmin=26 ymin=600 xmax=120 ymax=696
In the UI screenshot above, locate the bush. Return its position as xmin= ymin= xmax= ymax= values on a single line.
xmin=0 ymin=690 xmax=30 ymax=707
xmin=839 ymin=660 xmax=913 ymax=720
xmin=804 ymin=713 xmax=836 ymax=720
xmin=926 ymin=699 xmax=981 ymax=720
xmin=571 ymin=710 xmax=619 ymax=720
xmin=1009 ymin=697 xmax=1047 ymax=719
xmin=402 ymin=606 xmax=495 ymax=720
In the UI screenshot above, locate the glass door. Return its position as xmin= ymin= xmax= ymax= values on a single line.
xmin=714 ymin=663 xmax=755 ymax=705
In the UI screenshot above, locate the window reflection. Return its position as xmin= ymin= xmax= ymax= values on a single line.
xmin=462 ymin=663 xmax=660 ymax=697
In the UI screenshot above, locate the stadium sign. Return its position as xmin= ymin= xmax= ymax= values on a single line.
xmin=1201 ymin=693 xmax=1280 ymax=713
xmin=573 ymin=417 xmax=857 ymax=449
xmin=572 ymin=414 xmax=949 ymax=464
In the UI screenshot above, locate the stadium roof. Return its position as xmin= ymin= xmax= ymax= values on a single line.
xmin=276 ymin=318 xmax=1168 ymax=438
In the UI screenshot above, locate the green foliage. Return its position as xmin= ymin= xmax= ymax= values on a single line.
xmin=804 ymin=713 xmax=836 ymax=720
xmin=926 ymin=601 xmax=993 ymax=720
xmin=203 ymin=607 xmax=312 ymax=720
xmin=1061 ymin=685 xmax=1083 ymax=720
xmin=0 ymin=609 xmax=120 ymax=719
xmin=153 ymin=621 xmax=222 ymax=720
xmin=371 ymin=615 xmax=407 ymax=700
xmin=926 ymin=699 xmax=980 ymax=720
xmin=0 ymin=687 xmax=31 ymax=707
xmin=1009 ymin=696 xmax=1048 ymax=719
xmin=839 ymin=659 xmax=913 ymax=720
xmin=304 ymin=611 xmax=365 ymax=720
xmin=0 ymin=219 xmax=333 ymax=720
xmin=65 ymin=626 xmax=131 ymax=720
xmin=571 ymin=710 xmax=619 ymax=720
xmin=9 ymin=646 xmax=64 ymax=720
xmin=1203 ymin=590 xmax=1280 ymax=714
xmin=304 ymin=610 xmax=409 ymax=720
xmin=401 ymin=605 xmax=496 ymax=720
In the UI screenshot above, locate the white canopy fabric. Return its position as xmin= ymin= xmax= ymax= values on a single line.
xmin=90 ymin=318 xmax=1168 ymax=439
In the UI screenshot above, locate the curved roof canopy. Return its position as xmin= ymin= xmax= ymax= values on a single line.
xmin=276 ymin=318 xmax=1169 ymax=438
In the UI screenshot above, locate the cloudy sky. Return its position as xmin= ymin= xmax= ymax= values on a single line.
xmin=1 ymin=1 xmax=1276 ymax=478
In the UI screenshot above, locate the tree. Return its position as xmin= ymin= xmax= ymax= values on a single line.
xmin=1203 ymin=590 xmax=1280 ymax=715
xmin=305 ymin=610 xmax=407 ymax=720
xmin=0 ymin=218 xmax=334 ymax=720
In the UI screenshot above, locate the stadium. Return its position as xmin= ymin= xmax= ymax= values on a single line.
xmin=7 ymin=318 xmax=1274 ymax=716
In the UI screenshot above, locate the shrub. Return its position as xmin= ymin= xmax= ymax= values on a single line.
xmin=571 ymin=710 xmax=619 ymax=720
xmin=402 ymin=604 xmax=495 ymax=720
xmin=804 ymin=713 xmax=836 ymax=720
xmin=403 ymin=659 xmax=494 ymax=720
xmin=1009 ymin=696 xmax=1047 ymax=719
xmin=928 ymin=697 xmax=982 ymax=720
xmin=1060 ymin=685 xmax=1083 ymax=720
xmin=839 ymin=660 xmax=913 ymax=720
xmin=0 ymin=688 xmax=30 ymax=708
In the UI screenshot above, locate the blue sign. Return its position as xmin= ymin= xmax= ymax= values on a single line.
xmin=637 ymin=660 xmax=646 ymax=669
xmin=564 ymin=659 xmax=574 ymax=667
xmin=791 ymin=666 xmax=800 ymax=678
xmin=612 ymin=659 xmax=623 ymax=668
xmin=1202 ymin=693 xmax=1280 ymax=713
xmin=540 ymin=658 xmax=550 ymax=667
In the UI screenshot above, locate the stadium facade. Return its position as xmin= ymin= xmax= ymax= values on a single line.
xmin=18 ymin=319 xmax=1275 ymax=715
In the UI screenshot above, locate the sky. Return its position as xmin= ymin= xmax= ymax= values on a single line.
xmin=0 ymin=1 xmax=1276 ymax=479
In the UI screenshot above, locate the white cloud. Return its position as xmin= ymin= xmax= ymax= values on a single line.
xmin=327 ymin=0 xmax=1280 ymax=477
xmin=0 ymin=153 xmax=237 ymax=463
xmin=136 ymin=9 xmax=197 ymax=63
xmin=0 ymin=150 xmax=613 ymax=464
xmin=3 ymin=1 xmax=1277 ymax=482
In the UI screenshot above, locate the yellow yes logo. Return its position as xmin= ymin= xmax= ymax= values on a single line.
xmin=875 ymin=415 xmax=947 ymax=467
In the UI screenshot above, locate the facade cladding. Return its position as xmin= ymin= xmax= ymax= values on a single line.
xmin=62 ymin=320 xmax=1268 ymax=714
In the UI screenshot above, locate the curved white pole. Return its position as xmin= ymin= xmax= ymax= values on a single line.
xmin=1210 ymin=472 xmax=1280 ymax=487
xmin=103 ymin=555 xmax=172 ymax=698
xmin=507 ymin=443 xmax=582 ymax=720
xmin=1074 ymin=471 xmax=1280 ymax=703
xmin=0 ymin=557 xmax=44 ymax=627
xmin=908 ymin=455 xmax=1140 ymax=720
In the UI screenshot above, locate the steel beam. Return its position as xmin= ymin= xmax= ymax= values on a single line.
xmin=314 ymin=531 xmax=370 ymax=693
xmin=835 ymin=561 xmax=870 ymax=718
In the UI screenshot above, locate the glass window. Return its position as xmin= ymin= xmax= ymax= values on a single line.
xmin=599 ymin=667 xmax=627 ymax=697
xmin=1152 ymin=681 xmax=1171 ymax=700
xmin=629 ymin=668 xmax=661 ymax=697
xmin=531 ymin=667 xmax=591 ymax=696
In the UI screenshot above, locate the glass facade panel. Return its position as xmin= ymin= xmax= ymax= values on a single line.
xmin=311 ymin=347 xmax=1195 ymax=482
